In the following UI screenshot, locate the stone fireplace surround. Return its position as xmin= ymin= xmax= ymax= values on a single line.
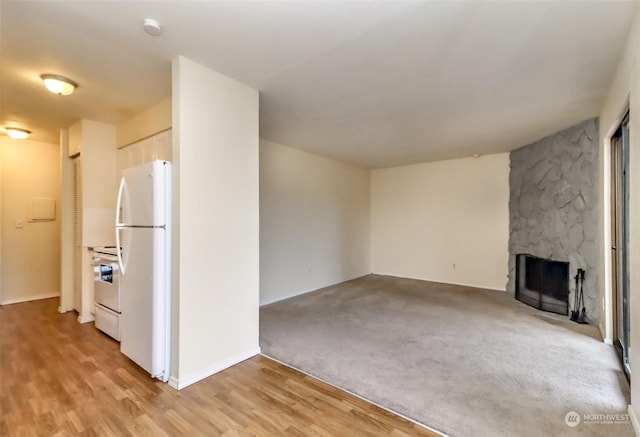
xmin=507 ymin=118 xmax=599 ymax=324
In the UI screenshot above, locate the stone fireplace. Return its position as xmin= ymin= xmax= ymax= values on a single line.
xmin=507 ymin=118 xmax=599 ymax=324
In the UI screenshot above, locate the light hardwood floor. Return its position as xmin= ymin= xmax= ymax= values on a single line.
xmin=0 ymin=298 xmax=439 ymax=436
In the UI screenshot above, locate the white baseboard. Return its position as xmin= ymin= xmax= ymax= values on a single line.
xmin=260 ymin=289 xmax=315 ymax=307
xmin=168 ymin=376 xmax=180 ymax=389
xmin=372 ymin=272 xmax=507 ymax=292
xmin=260 ymin=273 xmax=371 ymax=307
xmin=260 ymin=273 xmax=507 ymax=307
xmin=629 ymin=405 xmax=640 ymax=436
xmin=598 ymin=322 xmax=612 ymax=344
xmin=77 ymin=313 xmax=95 ymax=324
xmin=168 ymin=347 xmax=261 ymax=390
xmin=1 ymin=292 xmax=60 ymax=306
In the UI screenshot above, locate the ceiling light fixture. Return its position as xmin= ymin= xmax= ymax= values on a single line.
xmin=41 ymin=74 xmax=78 ymax=95
xmin=5 ymin=127 xmax=31 ymax=140
xmin=143 ymin=18 xmax=162 ymax=36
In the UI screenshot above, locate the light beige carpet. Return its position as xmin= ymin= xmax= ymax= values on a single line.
xmin=260 ymin=274 xmax=632 ymax=437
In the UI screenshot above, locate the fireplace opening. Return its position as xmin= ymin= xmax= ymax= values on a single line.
xmin=515 ymin=254 xmax=569 ymax=315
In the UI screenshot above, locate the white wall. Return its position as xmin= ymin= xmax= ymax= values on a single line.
xmin=597 ymin=9 xmax=640 ymax=430
xmin=1 ymin=138 xmax=61 ymax=304
xmin=117 ymin=97 xmax=172 ymax=148
xmin=59 ymin=130 xmax=74 ymax=313
xmin=0 ymin=135 xmax=3 ymax=302
xmin=260 ymin=140 xmax=371 ymax=305
xmin=171 ymin=56 xmax=259 ymax=389
xmin=371 ymin=153 xmax=510 ymax=291
xmin=117 ymin=129 xmax=172 ymax=178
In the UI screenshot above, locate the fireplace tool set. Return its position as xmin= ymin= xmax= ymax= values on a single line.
xmin=571 ymin=268 xmax=587 ymax=324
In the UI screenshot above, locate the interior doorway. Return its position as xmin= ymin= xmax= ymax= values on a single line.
xmin=611 ymin=111 xmax=630 ymax=379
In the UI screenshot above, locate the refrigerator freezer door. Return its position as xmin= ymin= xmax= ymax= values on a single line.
xmin=120 ymin=226 xmax=168 ymax=380
xmin=119 ymin=161 xmax=169 ymax=227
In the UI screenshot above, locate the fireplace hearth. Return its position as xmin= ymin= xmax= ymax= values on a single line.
xmin=515 ymin=254 xmax=569 ymax=315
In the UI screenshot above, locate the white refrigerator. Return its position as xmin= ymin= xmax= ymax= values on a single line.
xmin=115 ymin=160 xmax=172 ymax=382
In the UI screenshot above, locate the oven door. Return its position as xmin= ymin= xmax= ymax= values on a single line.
xmin=93 ymin=254 xmax=121 ymax=313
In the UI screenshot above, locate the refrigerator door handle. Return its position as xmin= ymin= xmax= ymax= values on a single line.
xmin=116 ymin=228 xmax=126 ymax=275
xmin=116 ymin=177 xmax=126 ymax=275
xmin=116 ymin=177 xmax=125 ymax=226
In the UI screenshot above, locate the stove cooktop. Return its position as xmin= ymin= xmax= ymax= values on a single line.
xmin=94 ymin=246 xmax=120 ymax=256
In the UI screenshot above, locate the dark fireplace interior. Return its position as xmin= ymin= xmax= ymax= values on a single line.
xmin=515 ymin=254 xmax=569 ymax=315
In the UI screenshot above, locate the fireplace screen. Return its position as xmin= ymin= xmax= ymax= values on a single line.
xmin=515 ymin=254 xmax=569 ymax=315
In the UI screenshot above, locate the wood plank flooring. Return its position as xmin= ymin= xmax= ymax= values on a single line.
xmin=0 ymin=298 xmax=439 ymax=436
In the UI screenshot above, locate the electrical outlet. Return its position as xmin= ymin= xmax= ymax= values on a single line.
xmin=16 ymin=219 xmax=24 ymax=228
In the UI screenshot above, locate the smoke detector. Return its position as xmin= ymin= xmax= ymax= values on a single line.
xmin=143 ymin=18 xmax=162 ymax=36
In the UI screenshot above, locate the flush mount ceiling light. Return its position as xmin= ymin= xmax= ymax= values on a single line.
xmin=40 ymin=74 xmax=78 ymax=95
xmin=5 ymin=127 xmax=31 ymax=140
xmin=143 ymin=18 xmax=162 ymax=36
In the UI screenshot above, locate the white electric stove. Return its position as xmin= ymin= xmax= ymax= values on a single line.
xmin=93 ymin=246 xmax=122 ymax=340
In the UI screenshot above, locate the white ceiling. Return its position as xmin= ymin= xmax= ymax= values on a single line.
xmin=1 ymin=1 xmax=637 ymax=168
